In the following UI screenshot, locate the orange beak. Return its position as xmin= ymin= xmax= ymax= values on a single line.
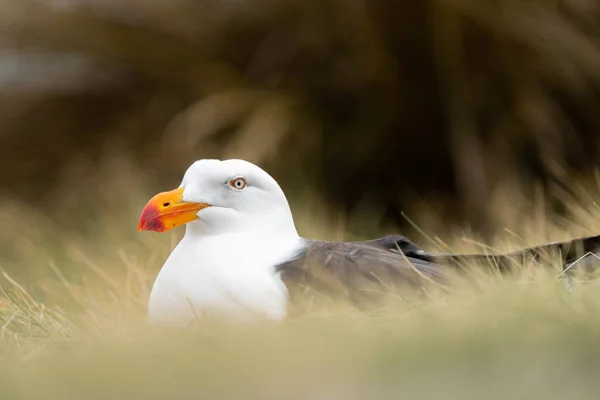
xmin=138 ymin=187 xmax=211 ymax=233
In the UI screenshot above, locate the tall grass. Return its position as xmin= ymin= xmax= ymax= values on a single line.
xmin=2 ymin=158 xmax=600 ymax=399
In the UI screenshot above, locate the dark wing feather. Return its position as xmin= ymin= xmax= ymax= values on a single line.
xmin=360 ymin=233 xmax=600 ymax=272
xmin=428 ymin=234 xmax=600 ymax=272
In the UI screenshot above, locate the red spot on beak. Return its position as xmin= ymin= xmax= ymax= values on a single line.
xmin=138 ymin=202 xmax=165 ymax=232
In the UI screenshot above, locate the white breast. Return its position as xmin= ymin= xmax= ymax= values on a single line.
xmin=148 ymin=232 xmax=302 ymax=327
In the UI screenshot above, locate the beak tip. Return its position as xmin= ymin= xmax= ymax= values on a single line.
xmin=138 ymin=203 xmax=164 ymax=233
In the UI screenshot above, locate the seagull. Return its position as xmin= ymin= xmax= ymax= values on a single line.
xmin=138 ymin=159 xmax=600 ymax=326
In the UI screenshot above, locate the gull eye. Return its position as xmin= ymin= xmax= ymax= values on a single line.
xmin=229 ymin=177 xmax=247 ymax=190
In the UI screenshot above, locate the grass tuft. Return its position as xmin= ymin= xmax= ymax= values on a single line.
xmin=2 ymin=162 xmax=600 ymax=398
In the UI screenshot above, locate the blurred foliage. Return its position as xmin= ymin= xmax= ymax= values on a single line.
xmin=1 ymin=0 xmax=600 ymax=235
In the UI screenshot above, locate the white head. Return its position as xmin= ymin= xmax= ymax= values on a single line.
xmin=138 ymin=159 xmax=298 ymax=238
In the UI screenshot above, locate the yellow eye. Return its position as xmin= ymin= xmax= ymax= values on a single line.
xmin=229 ymin=177 xmax=247 ymax=190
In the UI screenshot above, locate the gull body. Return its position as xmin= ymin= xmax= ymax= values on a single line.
xmin=139 ymin=159 xmax=600 ymax=327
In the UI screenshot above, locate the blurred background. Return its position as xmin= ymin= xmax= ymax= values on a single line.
xmin=1 ymin=0 xmax=600 ymax=239
xmin=4 ymin=3 xmax=600 ymax=394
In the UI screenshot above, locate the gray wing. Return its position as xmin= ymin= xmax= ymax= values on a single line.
xmin=275 ymin=235 xmax=449 ymax=308
xmin=275 ymin=233 xmax=600 ymax=309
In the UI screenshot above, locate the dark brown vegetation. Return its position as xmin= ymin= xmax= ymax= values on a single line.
xmin=1 ymin=0 xmax=600 ymax=236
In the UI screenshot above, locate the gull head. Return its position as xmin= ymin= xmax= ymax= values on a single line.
xmin=138 ymin=159 xmax=298 ymax=237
